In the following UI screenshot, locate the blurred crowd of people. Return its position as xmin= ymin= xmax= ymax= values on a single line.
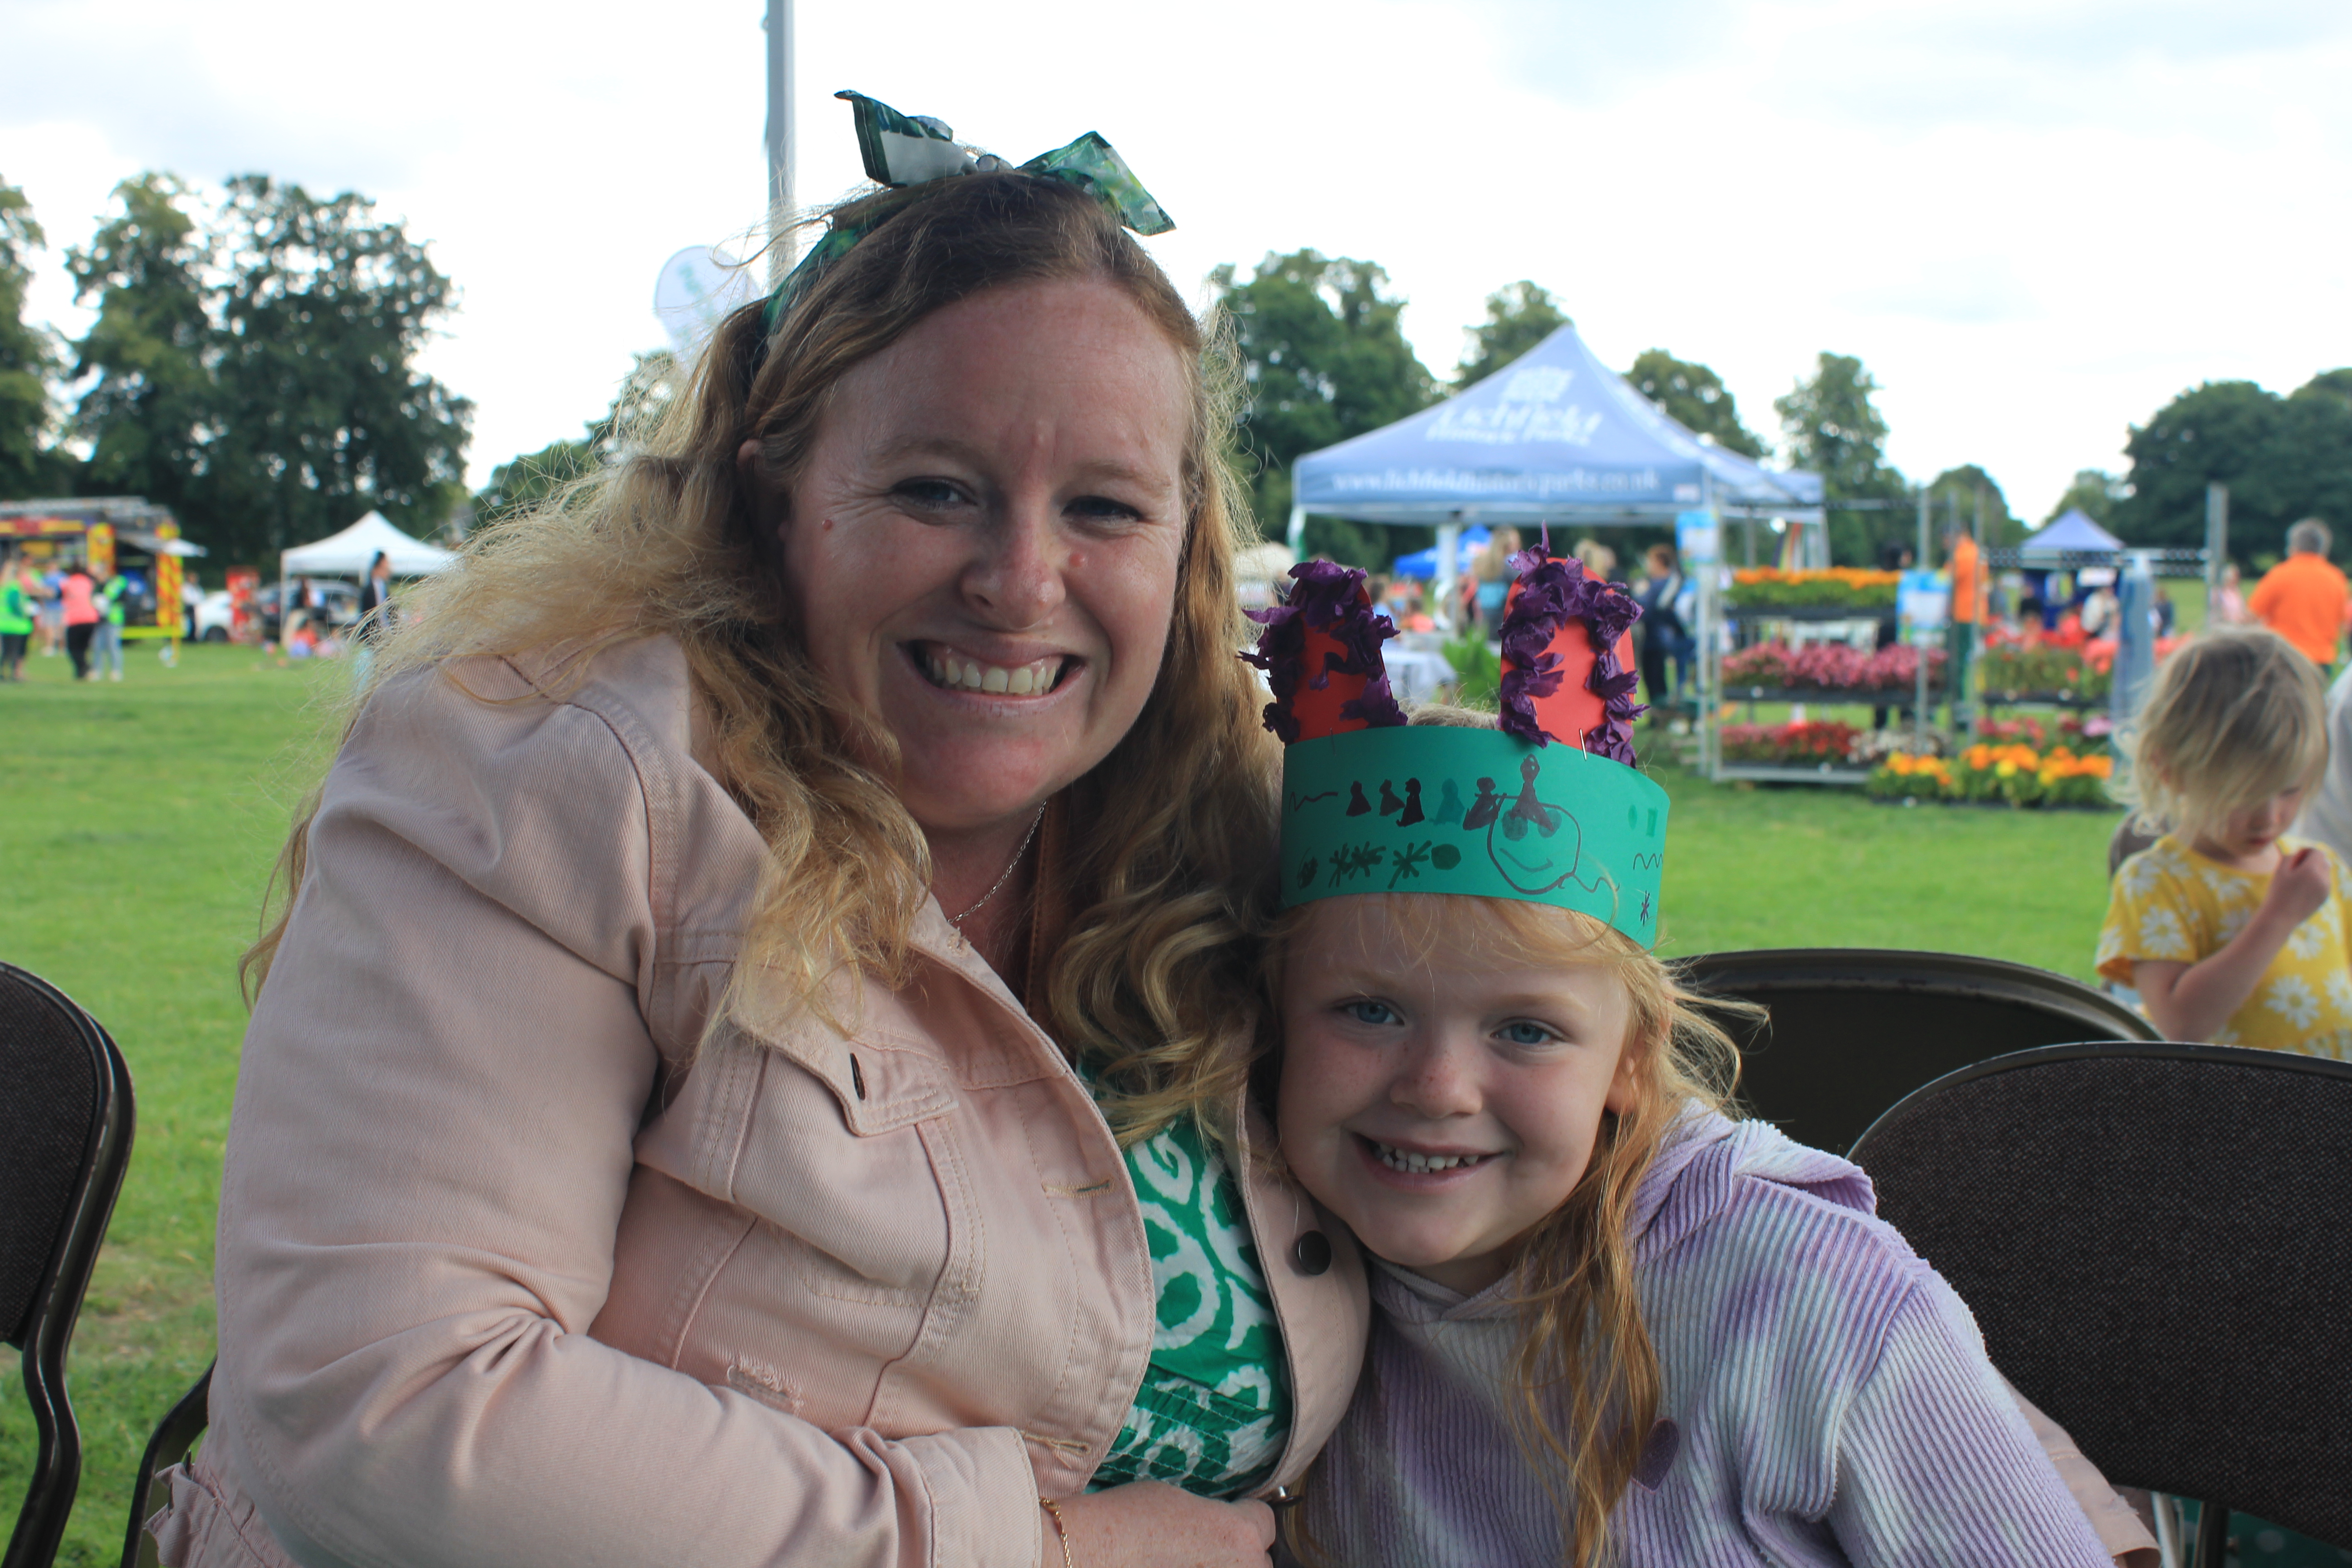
xmin=2 ymin=545 xmax=407 ymax=686
xmin=0 ymin=552 xmax=133 ymax=683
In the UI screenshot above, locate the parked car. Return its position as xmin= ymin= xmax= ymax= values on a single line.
xmin=191 ymin=590 xmax=234 ymax=641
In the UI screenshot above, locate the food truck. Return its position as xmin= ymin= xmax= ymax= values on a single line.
xmin=0 ymin=498 xmax=206 ymax=656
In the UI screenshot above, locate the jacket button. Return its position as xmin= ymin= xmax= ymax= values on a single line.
xmin=1293 ymin=1231 xmax=1332 ymax=1276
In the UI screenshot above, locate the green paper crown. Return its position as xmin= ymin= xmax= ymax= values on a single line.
xmin=1280 ymin=726 xmax=1669 ymax=946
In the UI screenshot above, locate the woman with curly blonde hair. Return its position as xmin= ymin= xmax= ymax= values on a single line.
xmin=150 ymin=101 xmax=1363 ymax=1568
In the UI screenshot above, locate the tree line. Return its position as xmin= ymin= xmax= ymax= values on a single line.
xmin=1211 ymin=251 xmax=2008 ymax=569
xmin=6 ymin=172 xmax=2347 ymax=570
xmin=0 ymin=173 xmax=469 ymax=567
xmin=1209 ymin=252 xmax=2352 ymax=569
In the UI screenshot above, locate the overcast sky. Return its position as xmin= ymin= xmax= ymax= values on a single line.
xmin=4 ymin=0 xmax=2347 ymax=523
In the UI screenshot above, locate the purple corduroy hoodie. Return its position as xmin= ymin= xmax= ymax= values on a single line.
xmin=1299 ymin=1109 xmax=2113 ymax=1566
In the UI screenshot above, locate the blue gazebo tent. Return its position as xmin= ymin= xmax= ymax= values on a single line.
xmin=1286 ymin=323 xmax=1823 ymax=583
xmin=1390 ymin=525 xmax=1490 ymax=580
xmin=2019 ymin=509 xmax=2124 ymax=559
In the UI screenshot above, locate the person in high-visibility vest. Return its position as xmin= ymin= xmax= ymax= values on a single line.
xmin=0 ymin=556 xmax=34 ymax=681
xmin=94 ymin=570 xmax=129 ymax=682
xmin=1945 ymin=520 xmax=1986 ymax=730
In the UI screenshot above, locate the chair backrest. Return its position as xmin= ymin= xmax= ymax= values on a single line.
xmin=2 ymin=962 xmax=135 ymax=1568
xmin=1850 ymin=1042 xmax=2352 ymax=1548
xmin=1677 ymin=948 xmax=2157 ymax=1156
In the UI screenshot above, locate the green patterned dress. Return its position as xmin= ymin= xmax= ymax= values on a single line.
xmin=1085 ymin=1086 xmax=1294 ymax=1498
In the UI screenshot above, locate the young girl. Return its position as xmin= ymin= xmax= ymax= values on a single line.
xmin=1244 ymin=551 xmax=2147 ymax=1566
xmin=2098 ymin=627 xmax=2351 ymax=1055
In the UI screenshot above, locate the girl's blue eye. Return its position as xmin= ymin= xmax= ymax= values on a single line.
xmin=1498 ymin=1021 xmax=1556 ymax=1047
xmin=1343 ymin=1000 xmax=1401 ymax=1027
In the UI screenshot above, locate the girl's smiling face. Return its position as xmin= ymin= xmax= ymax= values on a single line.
xmin=1276 ymin=897 xmax=1639 ymax=1295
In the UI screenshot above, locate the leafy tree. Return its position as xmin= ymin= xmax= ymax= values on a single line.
xmin=2299 ymin=368 xmax=2352 ymax=411
xmin=0 ymin=179 xmax=69 ymax=499
xmin=1211 ymin=249 xmax=1437 ymax=565
xmin=1774 ymin=352 xmax=1908 ymax=564
xmin=1924 ymin=464 xmax=2022 ymax=549
xmin=63 ymin=172 xmax=476 ymax=564
xmin=2278 ymin=373 xmax=2352 ymax=554
xmin=1455 ymin=281 xmax=1567 ymax=389
xmin=589 ymin=349 xmax=682 ymax=462
xmin=67 ymin=174 xmax=216 ymax=517
xmin=2043 ymin=469 xmax=2128 ymax=528
xmin=472 ymin=437 xmax=594 ymax=526
xmin=200 ymin=175 xmax=472 ymax=563
xmin=473 ymin=350 xmax=682 ymax=527
xmin=2113 ymin=377 xmax=2352 ymax=562
xmin=1625 ymin=348 xmax=1766 ymax=458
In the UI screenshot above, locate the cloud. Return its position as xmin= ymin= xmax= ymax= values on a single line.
xmin=1849 ymin=255 xmax=2041 ymax=325
xmin=1462 ymin=0 xmax=1744 ymax=95
xmin=1760 ymin=0 xmax=2352 ymax=139
xmin=1905 ymin=0 xmax=2352 ymax=69
xmin=5 ymin=0 xmax=2350 ymax=522
xmin=3 ymin=1 xmax=434 ymax=191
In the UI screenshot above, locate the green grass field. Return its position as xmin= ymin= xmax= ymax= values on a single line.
xmin=1 ymin=642 xmax=342 ymax=1566
xmin=0 ymin=643 xmax=2121 ymax=1564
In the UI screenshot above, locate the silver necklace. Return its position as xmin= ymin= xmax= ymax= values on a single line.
xmin=946 ymin=803 xmax=1047 ymax=929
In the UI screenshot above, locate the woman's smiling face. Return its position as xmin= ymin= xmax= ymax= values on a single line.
xmin=768 ymin=277 xmax=1191 ymax=837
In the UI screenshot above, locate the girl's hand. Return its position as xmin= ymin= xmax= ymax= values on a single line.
xmin=2264 ymin=846 xmax=2334 ymax=929
xmin=1039 ymin=1484 xmax=1274 ymax=1568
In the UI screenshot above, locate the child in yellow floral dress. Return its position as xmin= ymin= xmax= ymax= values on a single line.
xmin=2098 ymin=628 xmax=2352 ymax=1058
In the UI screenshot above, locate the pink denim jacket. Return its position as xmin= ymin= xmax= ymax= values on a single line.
xmin=151 ymin=635 xmax=1367 ymax=1568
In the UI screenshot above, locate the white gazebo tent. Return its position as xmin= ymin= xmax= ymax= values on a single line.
xmin=280 ymin=511 xmax=459 ymax=578
xmin=277 ymin=511 xmax=458 ymax=641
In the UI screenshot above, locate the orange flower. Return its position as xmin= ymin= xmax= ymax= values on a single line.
xmin=1730 ymin=567 xmax=1902 ymax=587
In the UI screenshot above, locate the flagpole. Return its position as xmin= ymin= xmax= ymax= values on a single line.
xmin=765 ymin=0 xmax=796 ymax=287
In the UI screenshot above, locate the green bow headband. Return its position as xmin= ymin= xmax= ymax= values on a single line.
xmin=761 ymin=91 xmax=1175 ymax=334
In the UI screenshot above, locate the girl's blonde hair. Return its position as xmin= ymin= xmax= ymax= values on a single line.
xmin=2114 ymin=627 xmax=2328 ymax=846
xmin=246 ymin=172 xmax=1278 ymax=1142
xmin=1264 ymin=707 xmax=1749 ymax=1567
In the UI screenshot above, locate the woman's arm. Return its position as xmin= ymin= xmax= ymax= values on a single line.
xmin=2134 ymin=848 xmax=2332 ymax=1040
xmin=211 ymin=661 xmax=1043 ymax=1568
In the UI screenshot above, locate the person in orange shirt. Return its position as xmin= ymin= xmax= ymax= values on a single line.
xmin=1945 ymin=522 xmax=1986 ymax=729
xmin=2249 ymin=519 xmax=2350 ymax=669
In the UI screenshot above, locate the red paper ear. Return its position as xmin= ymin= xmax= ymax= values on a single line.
xmin=1505 ymin=578 xmax=1607 ymax=745
xmin=1497 ymin=559 xmax=1646 ymax=759
xmin=1241 ymin=560 xmax=1408 ymax=743
xmin=1292 ymin=603 xmax=1376 ymax=740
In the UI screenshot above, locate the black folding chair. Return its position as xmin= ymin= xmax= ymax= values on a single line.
xmin=1677 ymin=948 xmax=2157 ymax=1156
xmin=122 ymin=1364 xmax=211 ymax=1568
xmin=1850 ymin=1042 xmax=2352 ymax=1566
xmin=2 ymin=962 xmax=136 ymax=1568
